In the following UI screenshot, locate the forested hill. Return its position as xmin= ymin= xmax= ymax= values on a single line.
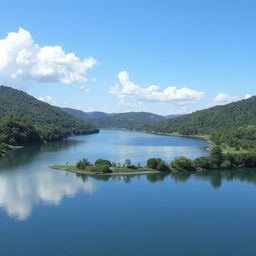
xmin=91 ymin=112 xmax=166 ymax=128
xmin=0 ymin=86 xmax=98 ymax=151
xmin=135 ymin=96 xmax=256 ymax=150
xmin=61 ymin=107 xmax=167 ymax=128
xmin=61 ymin=108 xmax=111 ymax=120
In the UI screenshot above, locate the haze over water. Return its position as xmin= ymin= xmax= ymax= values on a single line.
xmin=0 ymin=130 xmax=256 ymax=256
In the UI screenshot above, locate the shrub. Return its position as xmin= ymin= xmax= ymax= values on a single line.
xmin=171 ymin=156 xmax=195 ymax=171
xmin=147 ymin=158 xmax=169 ymax=171
xmin=220 ymin=160 xmax=232 ymax=169
xmin=95 ymin=164 xmax=112 ymax=173
xmin=86 ymin=164 xmax=112 ymax=173
xmin=76 ymin=158 xmax=90 ymax=169
xmin=147 ymin=158 xmax=160 ymax=169
xmin=95 ymin=159 xmax=111 ymax=167
xmin=127 ymin=164 xmax=137 ymax=169
xmin=193 ymin=156 xmax=215 ymax=170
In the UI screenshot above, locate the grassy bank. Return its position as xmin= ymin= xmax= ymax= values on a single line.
xmin=49 ymin=165 xmax=160 ymax=175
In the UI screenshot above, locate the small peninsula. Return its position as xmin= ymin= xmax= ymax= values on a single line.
xmin=50 ymin=146 xmax=256 ymax=176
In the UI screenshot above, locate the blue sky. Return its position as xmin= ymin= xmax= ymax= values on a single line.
xmin=0 ymin=0 xmax=255 ymax=115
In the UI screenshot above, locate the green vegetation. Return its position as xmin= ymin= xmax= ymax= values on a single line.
xmin=62 ymin=107 xmax=166 ymax=129
xmin=170 ymin=146 xmax=256 ymax=171
xmin=52 ymin=146 xmax=256 ymax=175
xmin=146 ymin=158 xmax=169 ymax=171
xmin=133 ymin=96 xmax=256 ymax=151
xmin=0 ymin=86 xmax=99 ymax=153
xmin=61 ymin=108 xmax=110 ymax=120
xmin=48 ymin=145 xmax=248 ymax=176
xmin=90 ymin=112 xmax=165 ymax=128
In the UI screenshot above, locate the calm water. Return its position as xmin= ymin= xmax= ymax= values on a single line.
xmin=0 ymin=129 xmax=256 ymax=256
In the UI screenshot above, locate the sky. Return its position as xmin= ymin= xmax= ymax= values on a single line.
xmin=0 ymin=0 xmax=255 ymax=115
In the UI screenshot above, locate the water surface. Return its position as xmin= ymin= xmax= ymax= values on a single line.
xmin=0 ymin=129 xmax=255 ymax=256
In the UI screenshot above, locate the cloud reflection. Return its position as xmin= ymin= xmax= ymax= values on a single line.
xmin=0 ymin=170 xmax=96 ymax=221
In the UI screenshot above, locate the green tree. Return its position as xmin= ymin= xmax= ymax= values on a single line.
xmin=171 ymin=156 xmax=195 ymax=171
xmin=211 ymin=146 xmax=224 ymax=167
xmin=95 ymin=159 xmax=111 ymax=167
xmin=124 ymin=159 xmax=132 ymax=167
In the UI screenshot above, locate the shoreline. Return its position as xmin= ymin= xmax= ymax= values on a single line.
xmin=49 ymin=165 xmax=161 ymax=176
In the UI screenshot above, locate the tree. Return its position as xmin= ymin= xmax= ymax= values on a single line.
xmin=193 ymin=156 xmax=215 ymax=169
xmin=124 ymin=159 xmax=132 ymax=167
xmin=76 ymin=158 xmax=90 ymax=169
xmin=171 ymin=156 xmax=195 ymax=171
xmin=95 ymin=159 xmax=111 ymax=167
xmin=210 ymin=146 xmax=224 ymax=167
xmin=147 ymin=158 xmax=159 ymax=169
xmin=146 ymin=158 xmax=169 ymax=171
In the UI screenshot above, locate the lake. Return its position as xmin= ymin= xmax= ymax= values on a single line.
xmin=0 ymin=129 xmax=256 ymax=256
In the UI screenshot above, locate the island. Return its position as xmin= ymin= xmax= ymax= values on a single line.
xmin=49 ymin=146 xmax=256 ymax=176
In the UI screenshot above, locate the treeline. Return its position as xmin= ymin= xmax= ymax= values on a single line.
xmin=0 ymin=116 xmax=68 ymax=154
xmin=133 ymin=96 xmax=256 ymax=150
xmin=74 ymin=146 xmax=256 ymax=173
xmin=0 ymin=86 xmax=99 ymax=153
xmin=90 ymin=112 xmax=165 ymax=129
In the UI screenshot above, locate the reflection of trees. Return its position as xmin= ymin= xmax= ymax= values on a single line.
xmin=77 ymin=168 xmax=256 ymax=188
xmin=171 ymin=172 xmax=192 ymax=183
xmin=209 ymin=172 xmax=222 ymax=189
xmin=146 ymin=172 xmax=169 ymax=183
xmin=0 ymin=140 xmax=82 ymax=170
xmin=194 ymin=169 xmax=256 ymax=188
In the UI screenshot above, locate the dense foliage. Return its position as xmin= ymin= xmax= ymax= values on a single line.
xmin=76 ymin=158 xmax=112 ymax=173
xmin=62 ymin=108 xmax=167 ymax=128
xmin=90 ymin=112 xmax=165 ymax=128
xmin=170 ymin=146 xmax=256 ymax=171
xmin=0 ymin=86 xmax=99 ymax=150
xmin=134 ymin=96 xmax=256 ymax=150
xmin=146 ymin=158 xmax=169 ymax=171
xmin=74 ymin=146 xmax=256 ymax=174
xmin=61 ymin=108 xmax=110 ymax=120
xmin=0 ymin=116 xmax=41 ymax=145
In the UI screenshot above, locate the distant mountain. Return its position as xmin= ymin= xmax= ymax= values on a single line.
xmin=86 ymin=111 xmax=113 ymax=118
xmin=165 ymin=114 xmax=184 ymax=119
xmin=91 ymin=112 xmax=166 ymax=128
xmin=62 ymin=107 xmax=167 ymax=128
xmin=0 ymin=86 xmax=98 ymax=148
xmin=61 ymin=107 xmax=90 ymax=120
xmin=61 ymin=108 xmax=113 ymax=120
xmin=135 ymin=96 xmax=256 ymax=150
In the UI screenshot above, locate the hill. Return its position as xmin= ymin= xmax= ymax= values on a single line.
xmin=61 ymin=108 xmax=112 ymax=120
xmin=0 ymin=86 xmax=99 ymax=151
xmin=91 ymin=112 xmax=166 ymax=128
xmin=135 ymin=97 xmax=256 ymax=150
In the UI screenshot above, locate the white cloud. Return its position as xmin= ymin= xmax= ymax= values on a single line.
xmin=109 ymin=71 xmax=205 ymax=104
xmin=244 ymin=94 xmax=252 ymax=99
xmin=213 ymin=93 xmax=239 ymax=105
xmin=213 ymin=93 xmax=253 ymax=106
xmin=0 ymin=28 xmax=98 ymax=84
xmin=38 ymin=95 xmax=52 ymax=103
xmin=79 ymin=85 xmax=90 ymax=92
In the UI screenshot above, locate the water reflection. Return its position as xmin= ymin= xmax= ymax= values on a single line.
xmin=0 ymin=140 xmax=83 ymax=170
xmin=173 ymin=169 xmax=256 ymax=188
xmin=0 ymin=170 xmax=96 ymax=221
xmin=76 ymin=169 xmax=256 ymax=189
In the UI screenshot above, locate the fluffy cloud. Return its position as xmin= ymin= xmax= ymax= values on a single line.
xmin=109 ymin=71 xmax=205 ymax=104
xmin=213 ymin=93 xmax=239 ymax=105
xmin=245 ymin=94 xmax=252 ymax=99
xmin=213 ymin=93 xmax=253 ymax=105
xmin=0 ymin=28 xmax=97 ymax=84
xmin=38 ymin=95 xmax=52 ymax=103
